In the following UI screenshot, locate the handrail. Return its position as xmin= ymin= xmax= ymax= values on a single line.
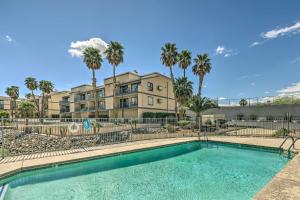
xmin=279 ymin=135 xmax=294 ymax=150
xmin=288 ymin=137 xmax=300 ymax=152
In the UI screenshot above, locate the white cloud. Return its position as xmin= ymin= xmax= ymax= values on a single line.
xmin=215 ymin=45 xmax=237 ymax=58
xmin=3 ymin=35 xmax=15 ymax=43
xmin=262 ymin=22 xmax=300 ymax=39
xmin=250 ymin=21 xmax=300 ymax=48
xmin=289 ymin=57 xmax=300 ymax=64
xmin=215 ymin=46 xmax=225 ymax=55
xmin=264 ymin=91 xmax=271 ymax=94
xmin=249 ymin=41 xmax=261 ymax=47
xmin=68 ymin=37 xmax=108 ymax=58
xmin=218 ymin=97 xmax=226 ymax=100
xmin=277 ymin=82 xmax=300 ymax=95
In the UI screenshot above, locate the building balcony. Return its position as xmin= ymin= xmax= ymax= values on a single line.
xmin=60 ymin=109 xmax=70 ymax=113
xmin=74 ymin=106 xmax=106 ymax=112
xmin=74 ymin=95 xmax=105 ymax=103
xmin=117 ymin=102 xmax=138 ymax=109
xmin=116 ymin=88 xmax=138 ymax=96
xmin=59 ymin=100 xmax=70 ymax=105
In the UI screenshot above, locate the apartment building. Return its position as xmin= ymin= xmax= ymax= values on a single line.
xmin=0 ymin=96 xmax=25 ymax=117
xmin=43 ymin=91 xmax=70 ymax=118
xmin=59 ymin=71 xmax=175 ymax=118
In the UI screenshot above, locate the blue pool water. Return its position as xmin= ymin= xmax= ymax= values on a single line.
xmin=1 ymin=142 xmax=290 ymax=200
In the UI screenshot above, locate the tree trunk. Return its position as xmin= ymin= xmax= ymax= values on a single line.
xmin=41 ymin=93 xmax=45 ymax=119
xmin=112 ymin=65 xmax=117 ymax=118
xmin=198 ymin=74 xmax=204 ymax=97
xmin=10 ymin=99 xmax=13 ymax=119
xmin=169 ymin=66 xmax=178 ymax=120
xmin=183 ymin=69 xmax=186 ymax=78
xmin=31 ymin=91 xmax=40 ymax=118
xmin=92 ymin=70 xmax=99 ymax=118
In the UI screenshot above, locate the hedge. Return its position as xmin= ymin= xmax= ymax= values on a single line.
xmin=142 ymin=112 xmax=176 ymax=118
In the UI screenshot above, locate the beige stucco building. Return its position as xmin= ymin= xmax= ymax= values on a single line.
xmin=59 ymin=72 xmax=175 ymax=118
xmin=1 ymin=72 xmax=175 ymax=119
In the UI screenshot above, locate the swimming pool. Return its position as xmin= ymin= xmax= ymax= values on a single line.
xmin=1 ymin=141 xmax=290 ymax=200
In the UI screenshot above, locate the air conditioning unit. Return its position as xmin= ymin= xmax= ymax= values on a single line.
xmin=157 ymin=85 xmax=163 ymax=91
xmin=157 ymin=99 xmax=162 ymax=103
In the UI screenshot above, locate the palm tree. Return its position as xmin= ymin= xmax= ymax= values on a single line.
xmin=239 ymin=98 xmax=248 ymax=107
xmin=18 ymin=101 xmax=37 ymax=118
xmin=83 ymin=47 xmax=103 ymax=118
xmin=174 ymin=77 xmax=193 ymax=119
xmin=192 ymin=54 xmax=212 ymax=97
xmin=105 ymin=41 xmax=124 ymax=118
xmin=39 ymin=80 xmax=54 ymax=118
xmin=25 ymin=77 xmax=40 ymax=117
xmin=188 ymin=96 xmax=217 ymax=130
xmin=178 ymin=50 xmax=192 ymax=78
xmin=161 ymin=43 xmax=179 ymax=119
xmin=5 ymin=86 xmax=19 ymax=118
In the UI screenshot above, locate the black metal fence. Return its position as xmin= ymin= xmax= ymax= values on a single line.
xmin=0 ymin=117 xmax=299 ymax=163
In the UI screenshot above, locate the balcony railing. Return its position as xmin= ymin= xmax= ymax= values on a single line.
xmin=117 ymin=102 xmax=138 ymax=109
xmin=59 ymin=100 xmax=70 ymax=105
xmin=75 ymin=95 xmax=105 ymax=102
xmin=116 ymin=88 xmax=138 ymax=96
xmin=74 ymin=106 xmax=106 ymax=112
xmin=60 ymin=109 xmax=70 ymax=113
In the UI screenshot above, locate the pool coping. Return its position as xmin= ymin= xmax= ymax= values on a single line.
xmin=0 ymin=136 xmax=299 ymax=200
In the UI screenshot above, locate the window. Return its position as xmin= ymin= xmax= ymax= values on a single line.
xmin=0 ymin=100 xmax=4 ymax=109
xmin=97 ymin=90 xmax=104 ymax=97
xmin=147 ymin=82 xmax=153 ymax=91
xmin=99 ymin=101 xmax=105 ymax=109
xmin=131 ymin=83 xmax=139 ymax=92
xmin=148 ymin=96 xmax=154 ymax=105
xmin=131 ymin=96 xmax=138 ymax=106
xmin=157 ymin=98 xmax=162 ymax=104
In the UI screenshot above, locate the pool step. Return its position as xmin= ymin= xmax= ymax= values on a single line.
xmin=0 ymin=185 xmax=8 ymax=200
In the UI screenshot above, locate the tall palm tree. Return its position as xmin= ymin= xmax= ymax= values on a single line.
xmin=25 ymin=77 xmax=39 ymax=117
xmin=161 ymin=43 xmax=179 ymax=119
xmin=174 ymin=77 xmax=193 ymax=119
xmin=83 ymin=47 xmax=103 ymax=118
xmin=178 ymin=50 xmax=192 ymax=78
xmin=192 ymin=54 xmax=212 ymax=97
xmin=105 ymin=41 xmax=124 ymax=118
xmin=5 ymin=86 xmax=19 ymax=118
xmin=39 ymin=80 xmax=54 ymax=118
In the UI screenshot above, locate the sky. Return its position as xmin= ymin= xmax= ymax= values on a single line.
xmin=1 ymin=0 xmax=300 ymax=100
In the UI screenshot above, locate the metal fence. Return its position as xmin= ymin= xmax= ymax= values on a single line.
xmin=1 ymin=117 xmax=300 ymax=163
xmin=215 ymin=94 xmax=300 ymax=107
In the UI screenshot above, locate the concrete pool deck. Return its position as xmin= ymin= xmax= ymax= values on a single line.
xmin=0 ymin=136 xmax=299 ymax=200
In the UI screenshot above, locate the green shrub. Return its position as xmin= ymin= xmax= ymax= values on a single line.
xmin=143 ymin=112 xmax=176 ymax=119
xmin=249 ymin=114 xmax=257 ymax=120
xmin=236 ymin=114 xmax=244 ymax=120
xmin=205 ymin=119 xmax=212 ymax=125
xmin=166 ymin=124 xmax=175 ymax=133
xmin=177 ymin=120 xmax=191 ymax=127
xmin=273 ymin=128 xmax=289 ymax=137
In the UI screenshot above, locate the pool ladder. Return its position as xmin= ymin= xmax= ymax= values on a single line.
xmin=279 ymin=136 xmax=299 ymax=155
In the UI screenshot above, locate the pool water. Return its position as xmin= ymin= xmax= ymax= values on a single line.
xmin=2 ymin=142 xmax=290 ymax=200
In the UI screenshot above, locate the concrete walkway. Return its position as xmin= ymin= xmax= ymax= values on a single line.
xmin=0 ymin=136 xmax=299 ymax=200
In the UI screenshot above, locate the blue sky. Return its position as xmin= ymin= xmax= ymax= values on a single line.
xmin=1 ymin=0 xmax=300 ymax=100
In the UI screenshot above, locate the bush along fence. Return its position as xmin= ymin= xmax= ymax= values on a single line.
xmin=0 ymin=116 xmax=300 ymax=161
